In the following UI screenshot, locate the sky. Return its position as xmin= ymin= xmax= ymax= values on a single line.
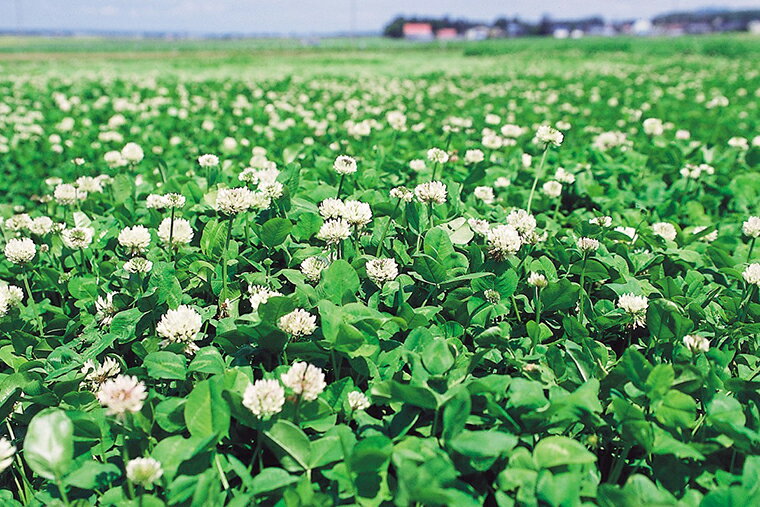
xmin=1 ymin=0 xmax=758 ymax=35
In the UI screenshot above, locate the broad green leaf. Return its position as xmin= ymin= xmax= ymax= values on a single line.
xmin=24 ymin=409 xmax=74 ymax=480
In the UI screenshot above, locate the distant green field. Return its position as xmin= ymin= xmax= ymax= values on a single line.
xmin=1 ymin=33 xmax=758 ymax=79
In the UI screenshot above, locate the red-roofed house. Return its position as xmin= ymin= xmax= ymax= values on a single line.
xmin=436 ymin=28 xmax=459 ymax=40
xmin=403 ymin=23 xmax=434 ymax=41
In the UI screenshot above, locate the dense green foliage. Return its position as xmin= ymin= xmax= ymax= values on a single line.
xmin=0 ymin=37 xmax=759 ymax=506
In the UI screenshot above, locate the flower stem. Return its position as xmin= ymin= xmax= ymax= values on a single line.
xmin=22 ymin=271 xmax=44 ymax=335
xmin=168 ymin=208 xmax=175 ymax=262
xmin=526 ymin=147 xmax=549 ymax=214
xmin=748 ymin=237 xmax=756 ymax=262
xmin=336 ymin=174 xmax=345 ymax=199
xmin=376 ymin=200 xmax=401 ymax=257
xmin=222 ymin=217 xmax=233 ymax=299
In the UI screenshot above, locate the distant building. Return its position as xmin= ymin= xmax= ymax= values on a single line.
xmin=436 ymin=28 xmax=459 ymax=40
xmin=465 ymin=26 xmax=490 ymax=41
xmin=402 ymin=23 xmax=433 ymax=41
xmin=553 ymin=28 xmax=570 ymax=39
xmin=750 ymin=20 xmax=760 ymax=34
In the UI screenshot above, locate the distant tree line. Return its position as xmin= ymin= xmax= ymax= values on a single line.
xmin=653 ymin=9 xmax=760 ymax=27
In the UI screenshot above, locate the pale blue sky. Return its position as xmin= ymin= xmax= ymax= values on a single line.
xmin=1 ymin=0 xmax=758 ymax=35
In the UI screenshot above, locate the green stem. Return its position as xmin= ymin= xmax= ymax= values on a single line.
xmin=336 ymin=174 xmax=346 ymax=199
xmin=293 ymin=397 xmax=302 ymax=426
xmin=56 ymin=477 xmax=71 ymax=506
xmin=511 ymin=294 xmax=522 ymax=323
xmin=748 ymin=237 xmax=756 ymax=262
xmin=428 ymin=202 xmax=434 ymax=229
xmin=22 ymin=271 xmax=44 ymax=335
xmin=168 ymin=208 xmax=175 ymax=262
xmin=222 ymin=217 xmax=233 ymax=298
xmin=607 ymin=444 xmax=632 ymax=484
xmin=578 ymin=255 xmax=588 ymax=321
xmin=376 ymin=200 xmax=401 ymax=257
xmin=526 ymin=147 xmax=549 ymax=214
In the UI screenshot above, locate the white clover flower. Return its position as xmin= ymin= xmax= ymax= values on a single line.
xmin=642 ymin=118 xmax=664 ymax=136
xmin=683 ymin=334 xmax=710 ymax=353
xmin=54 ymin=183 xmax=86 ymax=205
xmin=164 ymin=193 xmax=186 ymax=209
xmin=527 ymin=272 xmax=547 ymax=288
xmin=614 ymin=226 xmax=638 ymax=243
xmin=743 ymin=263 xmax=760 ymax=286
xmin=259 ymin=181 xmax=284 ymax=200
xmin=554 ymin=167 xmax=576 ymax=184
xmin=333 ymin=155 xmax=357 ymax=175
xmin=319 ymin=198 xmax=346 ymax=219
xmin=76 ymin=176 xmax=103 ymax=193
xmin=348 ymin=391 xmax=371 ymax=412
xmin=474 ymin=186 xmax=495 ymax=204
xmin=692 ymin=226 xmax=718 ymax=243
xmin=146 ymin=194 xmax=167 ymax=210
xmin=617 ymin=293 xmax=649 ymax=328
xmin=216 ymin=187 xmax=253 ymax=215
xmin=197 ymin=153 xmax=220 ymax=167
xmin=124 ymin=257 xmax=153 ymax=274
xmin=426 ymin=148 xmax=449 ymax=164
xmin=342 ymin=200 xmax=372 ymax=228
xmin=507 ymin=209 xmax=537 ymax=236
xmin=577 ymin=237 xmax=600 ymax=252
xmin=389 ymin=186 xmax=414 ymax=202
xmin=487 ymin=225 xmax=522 ymax=260
xmin=409 ymin=159 xmax=426 ymax=172
xmin=126 ymin=457 xmax=163 ymax=489
xmin=317 ymin=219 xmax=351 ymax=245
xmin=118 ymin=225 xmax=151 ymax=254
xmin=592 ymin=131 xmax=629 ymax=151
xmin=104 ymin=150 xmax=126 ymax=168
xmin=278 ymin=309 xmax=317 ymax=337
xmin=534 ymin=125 xmax=563 ymax=146
xmin=386 ymin=110 xmax=407 ymax=130
xmin=156 ymin=305 xmax=203 ymax=353
xmin=62 ymin=227 xmax=94 ymax=249
xmin=494 ymin=177 xmax=511 ymax=188
xmin=248 ymin=285 xmax=283 ymax=311
xmin=0 ymin=284 xmax=23 ymax=307
xmin=414 ymin=181 xmax=447 ymax=204
xmin=522 ymin=153 xmax=533 ymax=167
xmin=97 ymin=375 xmax=147 ymax=416
xmin=366 ymin=258 xmax=399 ymax=285
xmin=121 ymin=142 xmax=144 ymax=163
xmin=249 ymin=191 xmax=272 ymax=210
xmin=95 ymin=293 xmax=116 ymax=326
xmin=158 ymin=218 xmax=193 ymax=246
xmin=743 ymin=217 xmax=760 ymax=238
xmin=301 ymin=257 xmax=329 ymax=282
xmin=243 ymin=379 xmax=285 ymax=419
xmin=468 ymin=218 xmax=490 ymax=236
xmin=653 ymin=222 xmax=677 ymax=242
xmin=728 ymin=137 xmax=748 ymax=150
xmin=4 ymin=238 xmax=36 ymax=264
xmin=4 ymin=214 xmax=31 ymax=232
xmin=81 ymin=358 xmax=121 ymax=389
xmin=28 ymin=216 xmax=54 ymax=236
xmin=542 ymin=180 xmax=562 ymax=198
xmin=0 ymin=437 xmax=16 ymax=473
xmin=464 ymin=149 xmax=485 ymax=164
xmin=281 ymin=362 xmax=326 ymax=402
xmin=500 ymin=124 xmax=524 ymax=138
xmin=589 ymin=216 xmax=613 ymax=227
xmin=675 ymin=129 xmax=691 ymax=140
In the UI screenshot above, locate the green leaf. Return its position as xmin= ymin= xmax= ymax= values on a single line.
xmin=442 ymin=387 xmax=471 ymax=441
xmin=264 ymin=420 xmax=312 ymax=471
xmin=188 ymin=347 xmax=226 ymax=375
xmin=201 ymin=219 xmax=227 ymax=258
xmin=184 ymin=377 xmax=231 ymax=440
xmin=24 ymin=409 xmax=75 ymax=480
xmin=144 ymin=351 xmax=187 ymax=380
xmin=655 ymin=390 xmax=696 ymax=430
xmin=421 ymin=338 xmax=455 ymax=375
xmin=260 ymin=217 xmax=293 ymax=248
xmin=64 ymin=461 xmax=120 ymax=489
xmin=540 ymin=279 xmax=580 ymax=313
xmin=250 ymin=468 xmax=299 ymax=496
xmin=533 ymin=436 xmax=596 ymax=469
xmin=450 ymin=430 xmax=517 ymax=458
xmin=317 ymin=260 xmax=359 ymax=304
